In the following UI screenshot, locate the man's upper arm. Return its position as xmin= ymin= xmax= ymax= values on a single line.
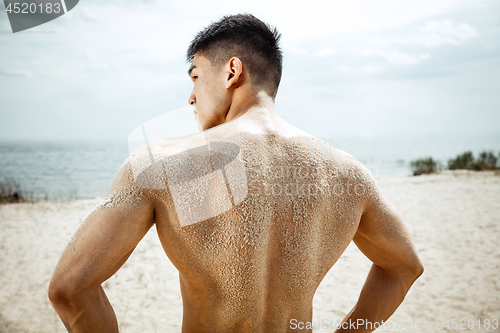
xmin=353 ymin=164 xmax=423 ymax=278
xmin=52 ymin=158 xmax=155 ymax=293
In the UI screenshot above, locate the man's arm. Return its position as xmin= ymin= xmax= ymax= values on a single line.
xmin=336 ymin=165 xmax=424 ymax=332
xmin=48 ymin=158 xmax=155 ymax=333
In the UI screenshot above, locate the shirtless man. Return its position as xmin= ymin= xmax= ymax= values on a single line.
xmin=48 ymin=14 xmax=423 ymax=333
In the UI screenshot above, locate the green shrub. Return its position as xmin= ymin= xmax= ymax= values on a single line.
xmin=0 ymin=177 xmax=26 ymax=203
xmin=409 ymin=157 xmax=441 ymax=176
xmin=0 ymin=177 xmax=77 ymax=203
xmin=448 ymin=151 xmax=474 ymax=170
xmin=448 ymin=150 xmax=499 ymax=171
xmin=476 ymin=151 xmax=498 ymax=170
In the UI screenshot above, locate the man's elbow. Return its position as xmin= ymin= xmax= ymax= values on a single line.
xmin=414 ymin=260 xmax=424 ymax=279
xmin=48 ymin=274 xmax=83 ymax=308
xmin=48 ymin=277 xmax=71 ymax=306
xmin=387 ymin=256 xmax=424 ymax=294
xmin=404 ymin=257 xmax=424 ymax=289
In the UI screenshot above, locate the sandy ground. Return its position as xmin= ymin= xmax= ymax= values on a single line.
xmin=0 ymin=170 xmax=499 ymax=332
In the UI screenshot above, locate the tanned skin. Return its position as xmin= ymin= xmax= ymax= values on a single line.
xmin=48 ymin=54 xmax=423 ymax=332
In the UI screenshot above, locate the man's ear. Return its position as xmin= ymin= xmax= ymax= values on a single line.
xmin=225 ymin=57 xmax=243 ymax=89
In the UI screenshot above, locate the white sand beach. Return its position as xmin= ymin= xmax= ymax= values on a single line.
xmin=1 ymin=170 xmax=499 ymax=332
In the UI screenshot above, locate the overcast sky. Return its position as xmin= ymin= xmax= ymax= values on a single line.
xmin=1 ymin=0 xmax=499 ymax=143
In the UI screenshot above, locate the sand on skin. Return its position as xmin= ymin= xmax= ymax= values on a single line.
xmin=0 ymin=170 xmax=499 ymax=332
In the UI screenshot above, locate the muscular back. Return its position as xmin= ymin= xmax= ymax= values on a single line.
xmin=137 ymin=113 xmax=373 ymax=332
xmin=49 ymin=46 xmax=421 ymax=333
xmin=50 ymin=108 xmax=415 ymax=333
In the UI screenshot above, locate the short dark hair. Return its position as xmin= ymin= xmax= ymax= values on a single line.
xmin=186 ymin=14 xmax=282 ymax=98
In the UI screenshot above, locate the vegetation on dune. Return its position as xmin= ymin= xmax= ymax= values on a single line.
xmin=409 ymin=150 xmax=499 ymax=176
xmin=447 ymin=151 xmax=475 ymax=170
xmin=409 ymin=157 xmax=442 ymax=176
xmin=0 ymin=177 xmax=26 ymax=203
xmin=448 ymin=150 xmax=498 ymax=171
xmin=0 ymin=177 xmax=78 ymax=203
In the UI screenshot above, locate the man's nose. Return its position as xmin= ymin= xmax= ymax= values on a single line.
xmin=188 ymin=93 xmax=195 ymax=106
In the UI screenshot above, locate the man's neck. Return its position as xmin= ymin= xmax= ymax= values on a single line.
xmin=225 ymin=90 xmax=277 ymax=123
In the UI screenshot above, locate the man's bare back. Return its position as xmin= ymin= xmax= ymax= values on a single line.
xmin=49 ymin=14 xmax=422 ymax=333
xmin=90 ymin=107 xmax=412 ymax=332
xmin=149 ymin=110 xmax=364 ymax=331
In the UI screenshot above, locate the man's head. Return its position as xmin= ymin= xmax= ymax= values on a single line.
xmin=186 ymin=14 xmax=282 ymax=130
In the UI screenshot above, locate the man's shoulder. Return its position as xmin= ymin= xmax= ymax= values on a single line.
xmin=290 ymin=136 xmax=368 ymax=173
xmin=311 ymin=143 xmax=377 ymax=193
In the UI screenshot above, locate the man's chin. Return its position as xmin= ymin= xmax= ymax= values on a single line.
xmin=198 ymin=120 xmax=213 ymax=132
xmin=199 ymin=120 xmax=218 ymax=132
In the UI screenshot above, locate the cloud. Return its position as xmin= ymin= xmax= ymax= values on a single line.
xmin=419 ymin=53 xmax=431 ymax=60
xmin=314 ymin=47 xmax=337 ymax=58
xmin=282 ymin=42 xmax=308 ymax=55
xmin=357 ymin=20 xmax=477 ymax=66
xmin=376 ymin=19 xmax=480 ymax=48
xmin=0 ymin=69 xmax=34 ymax=77
xmin=413 ymin=19 xmax=480 ymax=47
xmin=265 ymin=0 xmax=481 ymax=42
xmin=361 ymin=49 xmax=421 ymax=65
xmin=85 ymin=49 xmax=109 ymax=71
xmin=363 ymin=66 xmax=381 ymax=74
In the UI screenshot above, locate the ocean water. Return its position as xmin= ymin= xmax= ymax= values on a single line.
xmin=0 ymin=141 xmax=129 ymax=201
xmin=1 ymin=137 xmax=499 ymax=201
